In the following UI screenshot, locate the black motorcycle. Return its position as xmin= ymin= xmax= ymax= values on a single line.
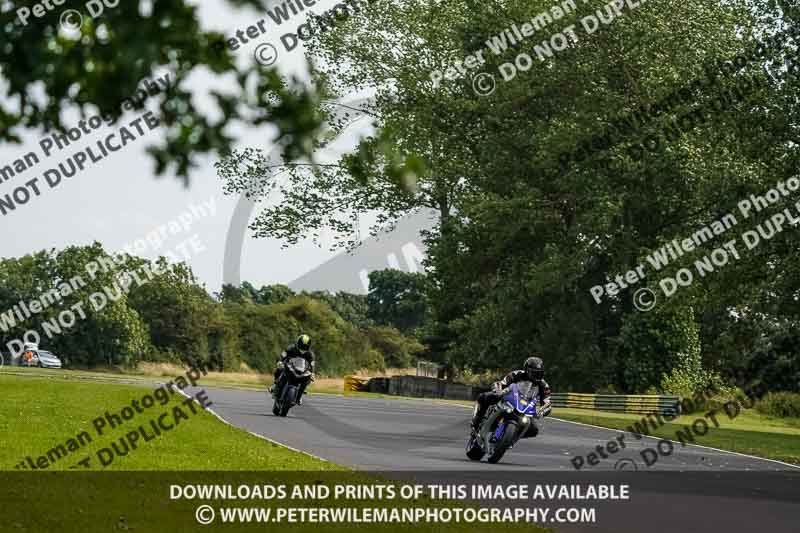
xmin=272 ymin=356 xmax=313 ymax=417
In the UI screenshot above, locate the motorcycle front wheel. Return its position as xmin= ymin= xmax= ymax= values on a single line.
xmin=487 ymin=421 xmax=518 ymax=464
xmin=278 ymin=385 xmax=298 ymax=417
xmin=465 ymin=434 xmax=485 ymax=461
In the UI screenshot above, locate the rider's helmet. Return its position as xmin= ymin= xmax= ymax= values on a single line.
xmin=296 ymin=334 xmax=312 ymax=354
xmin=524 ymin=356 xmax=544 ymax=382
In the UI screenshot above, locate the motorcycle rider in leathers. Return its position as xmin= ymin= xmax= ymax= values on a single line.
xmin=471 ymin=356 xmax=551 ymax=433
xmin=270 ymin=334 xmax=315 ymax=405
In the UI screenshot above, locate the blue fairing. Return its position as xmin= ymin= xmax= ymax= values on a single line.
xmin=502 ymin=382 xmax=538 ymax=416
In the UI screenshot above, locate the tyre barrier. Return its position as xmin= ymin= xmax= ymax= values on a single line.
xmin=367 ymin=377 xmax=390 ymax=394
xmin=550 ymin=392 xmax=681 ymax=416
xmin=344 ymin=376 xmax=369 ymax=393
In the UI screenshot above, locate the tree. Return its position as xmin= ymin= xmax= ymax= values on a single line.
xmin=1 ymin=244 xmax=428 ymax=375
xmin=0 ymin=244 xmax=151 ymax=367
xmin=1 ymin=0 xmax=324 ymax=179
xmin=217 ymin=283 xmax=296 ymax=307
xmin=306 ymin=290 xmax=371 ymax=328
xmin=367 ymin=269 xmax=428 ymax=335
xmin=216 ymin=0 xmax=800 ymax=394
xmin=255 ymin=284 xmax=295 ymax=305
xmin=125 ymin=257 xmax=239 ymax=369
xmin=218 ymin=283 xmax=254 ymax=305
xmin=215 ymin=0 xmax=477 ymax=251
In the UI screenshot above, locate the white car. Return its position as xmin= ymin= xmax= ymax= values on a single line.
xmin=20 ymin=349 xmax=63 ymax=369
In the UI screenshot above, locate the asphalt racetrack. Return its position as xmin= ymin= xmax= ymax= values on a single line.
xmin=196 ymin=386 xmax=794 ymax=472
xmin=191 ymin=386 xmax=800 ymax=533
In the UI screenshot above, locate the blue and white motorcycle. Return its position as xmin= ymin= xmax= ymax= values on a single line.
xmin=466 ymin=381 xmax=551 ymax=464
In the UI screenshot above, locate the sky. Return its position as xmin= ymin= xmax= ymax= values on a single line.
xmin=0 ymin=0 xmax=422 ymax=294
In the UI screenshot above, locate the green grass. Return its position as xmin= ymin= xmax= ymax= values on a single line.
xmin=553 ymin=407 xmax=800 ymax=465
xmin=0 ymin=373 xmax=549 ymax=533
xmin=0 ymin=374 xmax=342 ymax=471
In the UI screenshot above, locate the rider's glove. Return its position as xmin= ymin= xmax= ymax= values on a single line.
xmin=540 ymin=399 xmax=552 ymax=418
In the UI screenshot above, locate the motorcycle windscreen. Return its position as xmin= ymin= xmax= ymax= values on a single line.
xmin=515 ymin=382 xmax=538 ymax=415
xmin=289 ymin=357 xmax=308 ymax=373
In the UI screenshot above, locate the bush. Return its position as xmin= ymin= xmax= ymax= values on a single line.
xmin=659 ymin=369 xmax=740 ymax=413
xmin=700 ymin=387 xmax=744 ymax=414
xmin=224 ymin=296 xmax=388 ymax=376
xmin=755 ymin=392 xmax=800 ymax=418
xmin=364 ymin=325 xmax=424 ymax=368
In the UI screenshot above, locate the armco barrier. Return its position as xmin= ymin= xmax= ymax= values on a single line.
xmin=350 ymin=375 xmax=484 ymax=400
xmin=387 ymin=375 xmax=481 ymax=400
xmin=550 ymin=393 xmax=681 ymax=416
xmin=348 ymin=376 xmax=680 ymax=415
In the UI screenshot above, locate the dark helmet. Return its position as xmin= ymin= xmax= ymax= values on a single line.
xmin=524 ymin=356 xmax=544 ymax=382
xmin=296 ymin=334 xmax=312 ymax=354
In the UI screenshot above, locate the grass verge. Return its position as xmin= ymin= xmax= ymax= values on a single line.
xmin=0 ymin=374 xmax=341 ymax=471
xmin=553 ymin=407 xmax=800 ymax=465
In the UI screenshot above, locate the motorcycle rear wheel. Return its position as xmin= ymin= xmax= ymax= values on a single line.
xmin=487 ymin=422 xmax=518 ymax=464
